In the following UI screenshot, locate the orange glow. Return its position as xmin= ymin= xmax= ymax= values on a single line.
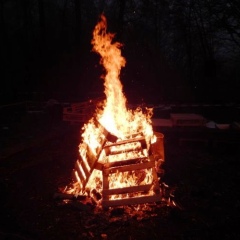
xmin=67 ymin=14 xmax=158 ymax=204
xmin=83 ymin=14 xmax=154 ymax=142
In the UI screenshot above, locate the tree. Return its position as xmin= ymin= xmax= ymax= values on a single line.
xmin=74 ymin=0 xmax=81 ymax=45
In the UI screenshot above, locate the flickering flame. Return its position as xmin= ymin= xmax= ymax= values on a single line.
xmin=84 ymin=14 xmax=154 ymax=142
xmin=71 ymin=14 xmax=157 ymax=202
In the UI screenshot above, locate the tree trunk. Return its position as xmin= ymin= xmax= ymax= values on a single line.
xmin=0 ymin=0 xmax=8 ymax=53
xmin=74 ymin=0 xmax=81 ymax=45
xmin=23 ymin=0 xmax=32 ymax=44
xmin=0 ymin=0 xmax=10 ymax=99
xmin=38 ymin=0 xmax=46 ymax=48
xmin=61 ymin=0 xmax=69 ymax=45
xmin=117 ymin=0 xmax=126 ymax=40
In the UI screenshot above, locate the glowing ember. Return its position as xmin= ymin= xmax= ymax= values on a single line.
xmin=65 ymin=14 xmax=164 ymax=207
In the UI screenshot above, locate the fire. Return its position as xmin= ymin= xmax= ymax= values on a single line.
xmin=87 ymin=14 xmax=154 ymax=141
xmin=66 ymin=14 xmax=163 ymax=207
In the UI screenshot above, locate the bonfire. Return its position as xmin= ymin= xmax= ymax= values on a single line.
xmin=63 ymin=14 xmax=166 ymax=208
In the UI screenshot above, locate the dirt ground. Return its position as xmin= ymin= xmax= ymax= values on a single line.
xmin=1 ymin=111 xmax=240 ymax=240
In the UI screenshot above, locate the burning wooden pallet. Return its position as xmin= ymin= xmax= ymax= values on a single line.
xmin=72 ymin=120 xmax=164 ymax=208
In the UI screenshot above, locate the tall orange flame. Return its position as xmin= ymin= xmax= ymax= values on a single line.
xmin=89 ymin=14 xmax=154 ymax=141
xmin=76 ymin=14 xmax=156 ymax=195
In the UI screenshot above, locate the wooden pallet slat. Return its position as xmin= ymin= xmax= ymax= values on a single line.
xmin=102 ymin=194 xmax=161 ymax=208
xmin=73 ymin=120 xmax=111 ymax=190
xmin=103 ymin=157 xmax=148 ymax=168
xmin=103 ymin=161 xmax=155 ymax=174
xmin=102 ymin=184 xmax=153 ymax=196
xmin=74 ymin=161 xmax=86 ymax=181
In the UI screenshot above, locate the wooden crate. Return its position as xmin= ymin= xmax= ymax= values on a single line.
xmin=170 ymin=113 xmax=206 ymax=127
xmin=73 ymin=129 xmax=164 ymax=207
xmin=102 ymin=156 xmax=161 ymax=208
xmin=63 ymin=101 xmax=95 ymax=124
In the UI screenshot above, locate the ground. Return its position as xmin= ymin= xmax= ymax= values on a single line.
xmin=0 ymin=106 xmax=240 ymax=239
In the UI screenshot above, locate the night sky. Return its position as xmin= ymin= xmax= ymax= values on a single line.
xmin=1 ymin=0 xmax=240 ymax=104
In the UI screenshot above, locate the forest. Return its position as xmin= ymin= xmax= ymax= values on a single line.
xmin=1 ymin=2 xmax=240 ymax=239
xmin=1 ymin=0 xmax=240 ymax=104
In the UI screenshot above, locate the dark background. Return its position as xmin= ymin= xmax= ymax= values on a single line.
xmin=1 ymin=0 xmax=240 ymax=105
xmin=1 ymin=1 xmax=240 ymax=239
